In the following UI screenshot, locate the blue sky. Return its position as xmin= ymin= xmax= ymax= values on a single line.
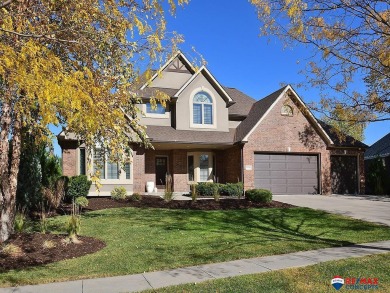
xmin=165 ymin=1 xmax=389 ymax=144
xmin=53 ymin=0 xmax=389 ymax=156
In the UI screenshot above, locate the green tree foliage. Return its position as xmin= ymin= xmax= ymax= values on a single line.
xmin=16 ymin=133 xmax=62 ymax=212
xmin=250 ymin=0 xmax=390 ymax=124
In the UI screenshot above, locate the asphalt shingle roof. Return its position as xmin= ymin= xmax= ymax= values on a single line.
xmin=365 ymin=132 xmax=390 ymax=159
xmin=235 ymin=86 xmax=287 ymax=142
xmin=223 ymin=87 xmax=256 ymax=116
xmin=145 ymin=125 xmax=235 ymax=145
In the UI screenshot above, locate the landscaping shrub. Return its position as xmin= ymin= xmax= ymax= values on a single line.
xmin=75 ymin=196 xmax=89 ymax=212
xmin=111 ymin=186 xmax=127 ymax=200
xmin=245 ymin=188 xmax=273 ymax=203
xmin=219 ymin=182 xmax=243 ymax=197
xmin=14 ymin=212 xmax=26 ymax=233
xmin=196 ymin=182 xmax=220 ymax=196
xmin=131 ymin=193 xmax=142 ymax=201
xmin=66 ymin=215 xmax=81 ymax=239
xmin=65 ymin=175 xmax=92 ymax=202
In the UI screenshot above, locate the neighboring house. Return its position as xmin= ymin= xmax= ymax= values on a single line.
xmin=58 ymin=51 xmax=367 ymax=196
xmin=364 ymin=133 xmax=390 ymax=194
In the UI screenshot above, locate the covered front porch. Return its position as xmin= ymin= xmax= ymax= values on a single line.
xmin=132 ymin=143 xmax=242 ymax=193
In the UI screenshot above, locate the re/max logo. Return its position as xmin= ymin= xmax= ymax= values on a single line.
xmin=345 ymin=278 xmax=378 ymax=285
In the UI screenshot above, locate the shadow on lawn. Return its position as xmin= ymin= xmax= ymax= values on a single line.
xmin=83 ymin=207 xmax=359 ymax=249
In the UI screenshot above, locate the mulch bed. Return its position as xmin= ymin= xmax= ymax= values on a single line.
xmin=83 ymin=195 xmax=295 ymax=211
xmin=0 ymin=233 xmax=106 ymax=271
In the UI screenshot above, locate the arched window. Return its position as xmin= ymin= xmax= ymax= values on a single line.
xmin=281 ymin=105 xmax=293 ymax=116
xmin=193 ymin=91 xmax=213 ymax=125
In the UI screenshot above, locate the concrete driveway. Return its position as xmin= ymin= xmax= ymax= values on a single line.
xmin=273 ymin=194 xmax=390 ymax=226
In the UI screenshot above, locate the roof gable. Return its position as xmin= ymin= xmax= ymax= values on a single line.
xmin=174 ymin=66 xmax=235 ymax=105
xmin=236 ymin=85 xmax=334 ymax=145
xmin=140 ymin=51 xmax=195 ymax=90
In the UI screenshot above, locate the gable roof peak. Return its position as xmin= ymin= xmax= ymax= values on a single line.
xmin=140 ymin=50 xmax=196 ymax=90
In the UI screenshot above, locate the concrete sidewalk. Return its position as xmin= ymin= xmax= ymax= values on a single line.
xmin=1 ymin=240 xmax=390 ymax=293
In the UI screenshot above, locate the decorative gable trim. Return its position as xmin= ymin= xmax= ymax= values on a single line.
xmin=140 ymin=51 xmax=195 ymax=90
xmin=173 ymin=65 xmax=235 ymax=105
xmin=242 ymin=85 xmax=334 ymax=145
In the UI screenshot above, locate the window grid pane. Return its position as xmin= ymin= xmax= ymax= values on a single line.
xmin=125 ymin=163 xmax=131 ymax=179
xmin=93 ymin=150 xmax=105 ymax=179
xmin=204 ymin=104 xmax=213 ymax=124
xmin=146 ymin=103 xmax=165 ymax=114
xmin=107 ymin=161 xmax=119 ymax=179
xmin=199 ymin=154 xmax=209 ymax=181
xmin=193 ymin=103 xmax=202 ymax=124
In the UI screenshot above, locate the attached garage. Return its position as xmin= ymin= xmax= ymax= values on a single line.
xmin=254 ymin=153 xmax=319 ymax=194
xmin=331 ymin=155 xmax=358 ymax=194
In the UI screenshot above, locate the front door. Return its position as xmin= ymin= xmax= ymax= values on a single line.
xmin=155 ymin=157 xmax=168 ymax=187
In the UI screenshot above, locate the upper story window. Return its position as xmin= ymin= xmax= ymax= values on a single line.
xmin=193 ymin=91 xmax=213 ymax=125
xmin=146 ymin=103 xmax=166 ymax=114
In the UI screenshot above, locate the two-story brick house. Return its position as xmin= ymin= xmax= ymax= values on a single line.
xmin=58 ymin=51 xmax=367 ymax=196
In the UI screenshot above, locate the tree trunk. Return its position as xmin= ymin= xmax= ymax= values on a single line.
xmin=0 ymin=110 xmax=22 ymax=243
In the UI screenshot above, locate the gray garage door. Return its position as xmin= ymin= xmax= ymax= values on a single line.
xmin=254 ymin=153 xmax=319 ymax=194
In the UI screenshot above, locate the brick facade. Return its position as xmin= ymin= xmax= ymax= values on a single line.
xmin=61 ymin=142 xmax=78 ymax=177
xmin=241 ymin=93 xmax=365 ymax=194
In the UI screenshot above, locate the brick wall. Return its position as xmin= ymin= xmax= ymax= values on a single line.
xmin=61 ymin=141 xmax=78 ymax=176
xmin=222 ymin=146 xmax=242 ymax=183
xmin=172 ymin=149 xmax=188 ymax=192
xmin=133 ymin=145 xmax=147 ymax=192
xmin=242 ymin=93 xmax=332 ymax=194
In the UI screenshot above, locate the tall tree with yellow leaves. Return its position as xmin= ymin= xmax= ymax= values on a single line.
xmin=0 ymin=0 xmax=187 ymax=242
xmin=250 ymin=0 xmax=390 ymax=124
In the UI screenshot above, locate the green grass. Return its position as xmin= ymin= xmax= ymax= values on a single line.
xmin=148 ymin=253 xmax=390 ymax=293
xmin=1 ymin=207 xmax=390 ymax=287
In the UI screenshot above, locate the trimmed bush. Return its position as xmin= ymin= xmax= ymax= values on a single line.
xmin=75 ymin=196 xmax=89 ymax=208
xmin=131 ymin=193 xmax=142 ymax=201
xmin=245 ymin=189 xmax=273 ymax=203
xmin=196 ymin=182 xmax=220 ymax=197
xmin=65 ymin=175 xmax=92 ymax=202
xmin=219 ymin=182 xmax=243 ymax=197
xmin=111 ymin=186 xmax=127 ymax=200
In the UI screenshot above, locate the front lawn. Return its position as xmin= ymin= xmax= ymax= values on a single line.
xmin=1 ymin=207 xmax=390 ymax=287
xmin=148 ymin=252 xmax=390 ymax=292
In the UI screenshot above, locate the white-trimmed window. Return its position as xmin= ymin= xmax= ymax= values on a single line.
xmin=92 ymin=148 xmax=132 ymax=182
xmin=143 ymin=102 xmax=169 ymax=118
xmin=146 ymin=102 xmax=165 ymax=114
xmin=193 ymin=91 xmax=213 ymax=125
xmin=187 ymin=152 xmax=215 ymax=182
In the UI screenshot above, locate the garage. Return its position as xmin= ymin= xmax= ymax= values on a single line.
xmin=331 ymin=155 xmax=358 ymax=194
xmin=254 ymin=153 xmax=319 ymax=194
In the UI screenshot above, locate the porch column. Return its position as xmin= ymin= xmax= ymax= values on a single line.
xmin=172 ymin=149 xmax=188 ymax=192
